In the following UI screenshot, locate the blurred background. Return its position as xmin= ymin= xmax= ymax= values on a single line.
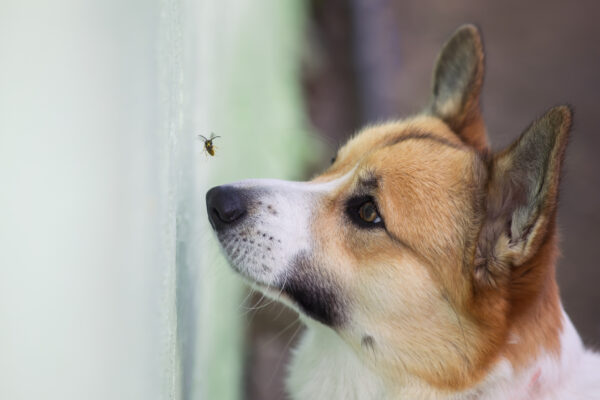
xmin=0 ymin=1 xmax=598 ymax=399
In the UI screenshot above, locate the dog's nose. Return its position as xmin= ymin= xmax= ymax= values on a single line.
xmin=206 ymin=185 xmax=247 ymax=230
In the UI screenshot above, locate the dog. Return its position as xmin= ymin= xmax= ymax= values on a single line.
xmin=206 ymin=24 xmax=600 ymax=399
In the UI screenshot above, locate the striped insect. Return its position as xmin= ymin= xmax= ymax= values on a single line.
xmin=198 ymin=133 xmax=221 ymax=156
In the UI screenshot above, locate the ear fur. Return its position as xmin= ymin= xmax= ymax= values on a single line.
xmin=429 ymin=24 xmax=488 ymax=153
xmin=475 ymin=106 xmax=572 ymax=286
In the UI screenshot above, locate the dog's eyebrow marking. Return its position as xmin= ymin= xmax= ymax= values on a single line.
xmin=385 ymin=132 xmax=466 ymax=150
xmin=356 ymin=172 xmax=379 ymax=192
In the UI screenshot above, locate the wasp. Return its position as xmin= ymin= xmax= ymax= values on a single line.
xmin=198 ymin=133 xmax=221 ymax=156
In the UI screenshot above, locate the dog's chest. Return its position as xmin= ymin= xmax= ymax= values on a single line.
xmin=284 ymin=315 xmax=599 ymax=400
xmin=286 ymin=325 xmax=388 ymax=400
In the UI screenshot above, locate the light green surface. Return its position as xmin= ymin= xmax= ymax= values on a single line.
xmin=0 ymin=0 xmax=317 ymax=398
xmin=193 ymin=1 xmax=319 ymax=399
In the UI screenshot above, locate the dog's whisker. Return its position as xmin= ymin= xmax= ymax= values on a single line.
xmin=259 ymin=316 xmax=300 ymax=349
xmin=236 ymin=288 xmax=256 ymax=312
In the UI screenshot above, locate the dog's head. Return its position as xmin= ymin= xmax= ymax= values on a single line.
xmin=206 ymin=25 xmax=571 ymax=390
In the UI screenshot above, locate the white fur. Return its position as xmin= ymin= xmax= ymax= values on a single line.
xmin=286 ymin=311 xmax=600 ymax=399
xmin=287 ymin=319 xmax=387 ymax=400
xmin=215 ymin=174 xmax=600 ymax=399
xmin=217 ymin=172 xmax=353 ymax=287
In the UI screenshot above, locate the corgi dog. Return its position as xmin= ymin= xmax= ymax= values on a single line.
xmin=206 ymin=25 xmax=600 ymax=399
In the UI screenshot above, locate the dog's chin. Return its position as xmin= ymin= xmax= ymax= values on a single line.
xmin=218 ymin=236 xmax=346 ymax=327
xmin=221 ymin=255 xmax=303 ymax=314
xmin=232 ymin=274 xmax=302 ymax=318
xmin=250 ymin=281 xmax=295 ymax=304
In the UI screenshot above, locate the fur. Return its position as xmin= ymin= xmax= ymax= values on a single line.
xmin=206 ymin=24 xmax=600 ymax=399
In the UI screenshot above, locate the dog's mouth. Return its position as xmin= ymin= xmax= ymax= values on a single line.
xmin=216 ymin=232 xmax=309 ymax=317
xmin=216 ymin=231 xmax=347 ymax=327
xmin=215 ymin=225 xmax=287 ymax=287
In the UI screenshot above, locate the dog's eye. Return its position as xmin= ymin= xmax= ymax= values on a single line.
xmin=346 ymin=196 xmax=384 ymax=229
xmin=330 ymin=156 xmax=337 ymax=165
xmin=358 ymin=201 xmax=381 ymax=224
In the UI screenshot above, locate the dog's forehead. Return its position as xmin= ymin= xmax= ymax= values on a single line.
xmin=317 ymin=115 xmax=473 ymax=184
xmin=350 ymin=116 xmax=460 ymax=156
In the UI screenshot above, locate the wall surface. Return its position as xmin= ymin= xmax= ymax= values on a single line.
xmin=0 ymin=1 xmax=314 ymax=399
xmin=194 ymin=1 xmax=316 ymax=399
xmin=0 ymin=1 xmax=168 ymax=398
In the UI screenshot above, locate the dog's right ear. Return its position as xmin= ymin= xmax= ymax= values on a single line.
xmin=428 ymin=24 xmax=488 ymax=153
xmin=474 ymin=106 xmax=572 ymax=287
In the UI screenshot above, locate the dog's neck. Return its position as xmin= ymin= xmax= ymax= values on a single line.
xmin=285 ymin=233 xmax=597 ymax=399
xmin=286 ymin=318 xmax=388 ymax=400
xmin=287 ymin=302 xmax=586 ymax=400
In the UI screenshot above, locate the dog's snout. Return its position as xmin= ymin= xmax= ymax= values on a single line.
xmin=206 ymin=186 xmax=247 ymax=230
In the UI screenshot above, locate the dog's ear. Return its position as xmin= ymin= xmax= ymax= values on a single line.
xmin=475 ymin=106 xmax=572 ymax=286
xmin=429 ymin=24 xmax=488 ymax=153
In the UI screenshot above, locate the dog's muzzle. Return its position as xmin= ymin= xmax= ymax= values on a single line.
xmin=205 ymin=181 xmax=348 ymax=327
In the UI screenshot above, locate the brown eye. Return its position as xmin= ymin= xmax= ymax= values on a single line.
xmin=358 ymin=202 xmax=380 ymax=223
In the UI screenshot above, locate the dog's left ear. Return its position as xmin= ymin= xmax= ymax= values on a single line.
xmin=475 ymin=106 xmax=572 ymax=285
xmin=429 ymin=24 xmax=488 ymax=153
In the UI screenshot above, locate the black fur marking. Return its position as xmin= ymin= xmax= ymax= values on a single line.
xmin=283 ymin=252 xmax=347 ymax=327
xmin=361 ymin=335 xmax=375 ymax=351
xmin=356 ymin=172 xmax=379 ymax=191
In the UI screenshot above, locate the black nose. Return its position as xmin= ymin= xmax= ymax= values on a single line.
xmin=206 ymin=185 xmax=247 ymax=230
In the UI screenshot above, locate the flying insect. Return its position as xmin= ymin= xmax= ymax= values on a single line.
xmin=198 ymin=133 xmax=220 ymax=156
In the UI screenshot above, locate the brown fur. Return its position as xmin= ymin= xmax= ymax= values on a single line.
xmin=304 ymin=25 xmax=571 ymax=391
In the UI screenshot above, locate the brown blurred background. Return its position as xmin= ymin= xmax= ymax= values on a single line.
xmin=244 ymin=1 xmax=600 ymax=399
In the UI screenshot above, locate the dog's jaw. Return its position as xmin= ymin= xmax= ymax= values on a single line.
xmin=287 ymin=310 xmax=593 ymax=400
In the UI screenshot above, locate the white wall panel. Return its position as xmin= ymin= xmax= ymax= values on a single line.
xmin=0 ymin=1 xmax=312 ymax=399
